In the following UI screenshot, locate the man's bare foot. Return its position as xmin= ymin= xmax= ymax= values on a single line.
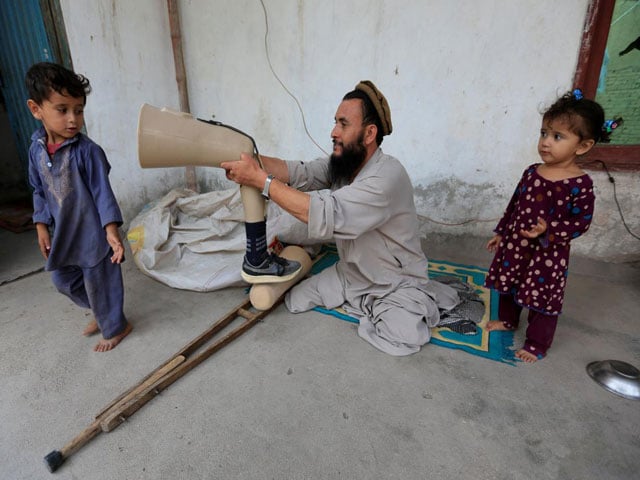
xmin=515 ymin=348 xmax=539 ymax=363
xmin=94 ymin=323 xmax=133 ymax=352
xmin=486 ymin=320 xmax=512 ymax=331
xmin=82 ymin=319 xmax=100 ymax=336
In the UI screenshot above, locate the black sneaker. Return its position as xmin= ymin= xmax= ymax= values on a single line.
xmin=241 ymin=253 xmax=302 ymax=284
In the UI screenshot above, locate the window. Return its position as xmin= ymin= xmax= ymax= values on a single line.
xmin=574 ymin=0 xmax=640 ymax=170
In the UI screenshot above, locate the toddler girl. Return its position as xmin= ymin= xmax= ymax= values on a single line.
xmin=484 ymin=89 xmax=612 ymax=363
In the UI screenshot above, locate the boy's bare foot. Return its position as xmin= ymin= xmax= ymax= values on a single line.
xmin=486 ymin=320 xmax=512 ymax=331
xmin=82 ymin=319 xmax=100 ymax=336
xmin=94 ymin=323 xmax=133 ymax=352
xmin=515 ymin=348 xmax=539 ymax=363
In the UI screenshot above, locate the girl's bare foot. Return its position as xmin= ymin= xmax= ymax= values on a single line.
xmin=486 ymin=320 xmax=512 ymax=331
xmin=82 ymin=319 xmax=100 ymax=336
xmin=94 ymin=323 xmax=133 ymax=352
xmin=515 ymin=348 xmax=539 ymax=363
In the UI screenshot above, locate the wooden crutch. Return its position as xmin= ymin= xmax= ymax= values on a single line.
xmin=44 ymin=246 xmax=313 ymax=473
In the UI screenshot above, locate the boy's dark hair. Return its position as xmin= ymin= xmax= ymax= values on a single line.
xmin=343 ymin=89 xmax=385 ymax=146
xmin=543 ymin=90 xmax=607 ymax=143
xmin=25 ymin=62 xmax=91 ymax=105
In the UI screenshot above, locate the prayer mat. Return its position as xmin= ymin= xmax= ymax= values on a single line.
xmin=309 ymin=244 xmax=517 ymax=365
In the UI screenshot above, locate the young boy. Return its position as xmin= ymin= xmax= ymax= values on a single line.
xmin=25 ymin=62 xmax=132 ymax=352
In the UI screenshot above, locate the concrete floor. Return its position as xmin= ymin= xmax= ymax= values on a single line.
xmin=1 ymin=228 xmax=639 ymax=480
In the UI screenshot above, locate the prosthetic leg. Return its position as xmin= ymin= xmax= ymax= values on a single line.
xmin=137 ymin=104 xmax=300 ymax=283
xmin=138 ymin=103 xmax=265 ymax=221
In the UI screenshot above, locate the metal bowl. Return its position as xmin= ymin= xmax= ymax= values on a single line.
xmin=586 ymin=360 xmax=640 ymax=400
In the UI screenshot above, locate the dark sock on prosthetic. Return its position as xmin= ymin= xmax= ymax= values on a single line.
xmin=245 ymin=221 xmax=268 ymax=266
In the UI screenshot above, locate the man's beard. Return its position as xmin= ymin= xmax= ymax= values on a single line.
xmin=329 ymin=133 xmax=367 ymax=185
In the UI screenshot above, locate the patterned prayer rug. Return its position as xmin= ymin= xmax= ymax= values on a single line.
xmin=310 ymin=244 xmax=517 ymax=365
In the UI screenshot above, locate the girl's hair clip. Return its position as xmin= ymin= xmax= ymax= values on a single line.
xmin=603 ymin=117 xmax=623 ymax=133
xmin=572 ymin=88 xmax=584 ymax=100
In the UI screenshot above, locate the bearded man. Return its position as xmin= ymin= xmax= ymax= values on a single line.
xmin=222 ymin=81 xmax=459 ymax=356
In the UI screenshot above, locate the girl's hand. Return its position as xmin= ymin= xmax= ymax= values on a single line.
xmin=486 ymin=234 xmax=502 ymax=253
xmin=520 ymin=217 xmax=548 ymax=239
xmin=105 ymin=223 xmax=125 ymax=264
xmin=36 ymin=223 xmax=51 ymax=259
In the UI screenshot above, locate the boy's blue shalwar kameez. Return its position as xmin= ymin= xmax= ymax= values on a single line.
xmin=28 ymin=127 xmax=127 ymax=338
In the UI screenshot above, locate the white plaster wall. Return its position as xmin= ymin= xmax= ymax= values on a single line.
xmin=59 ymin=0 xmax=640 ymax=262
xmin=58 ymin=0 xmax=183 ymax=213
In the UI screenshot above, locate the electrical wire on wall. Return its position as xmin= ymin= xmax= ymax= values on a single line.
xmin=259 ymin=0 xmax=329 ymax=157
xmin=417 ymin=214 xmax=499 ymax=227
xmin=587 ymin=160 xmax=640 ymax=241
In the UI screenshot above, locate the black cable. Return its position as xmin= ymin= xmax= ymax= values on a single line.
xmin=590 ymin=160 xmax=640 ymax=241
xmin=258 ymin=0 xmax=329 ymax=156
xmin=197 ymin=118 xmax=264 ymax=169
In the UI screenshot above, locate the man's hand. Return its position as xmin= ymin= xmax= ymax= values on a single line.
xmin=486 ymin=234 xmax=502 ymax=253
xmin=223 ymin=152 xmax=311 ymax=224
xmin=221 ymin=153 xmax=266 ymax=190
xmin=105 ymin=223 xmax=125 ymax=264
xmin=36 ymin=223 xmax=51 ymax=259
xmin=520 ymin=217 xmax=547 ymax=239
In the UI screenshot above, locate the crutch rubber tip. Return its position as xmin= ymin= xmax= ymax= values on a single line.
xmin=44 ymin=450 xmax=64 ymax=472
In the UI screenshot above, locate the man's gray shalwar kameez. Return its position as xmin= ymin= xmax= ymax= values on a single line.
xmin=284 ymin=148 xmax=460 ymax=356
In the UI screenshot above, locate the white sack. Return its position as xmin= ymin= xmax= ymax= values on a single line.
xmin=126 ymin=187 xmax=313 ymax=291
